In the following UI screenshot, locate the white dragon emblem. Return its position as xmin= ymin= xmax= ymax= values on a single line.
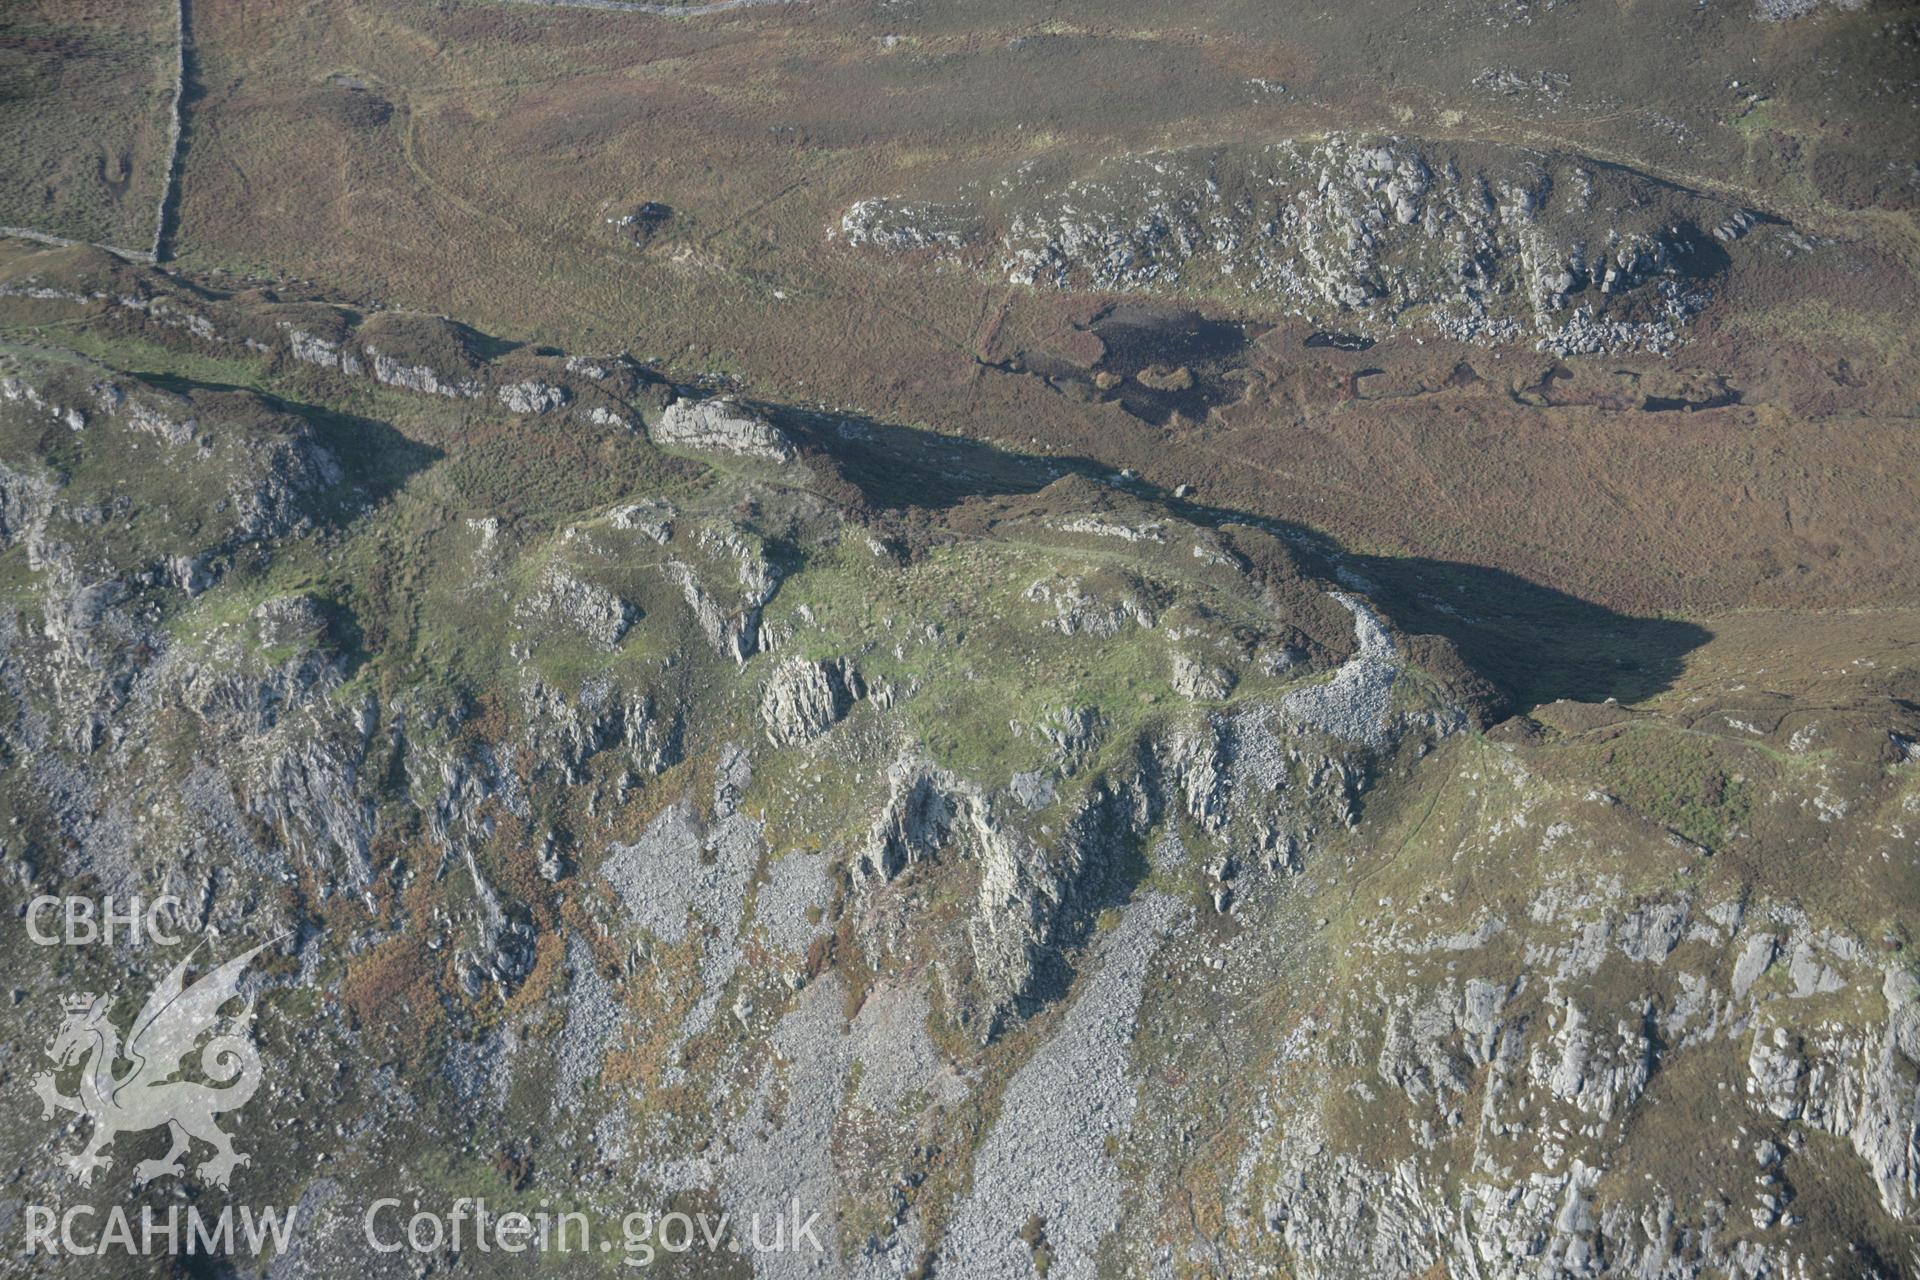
xmin=33 ymin=937 xmax=274 ymax=1189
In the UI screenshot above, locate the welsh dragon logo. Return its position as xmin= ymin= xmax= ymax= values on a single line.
xmin=33 ymin=937 xmax=275 ymax=1189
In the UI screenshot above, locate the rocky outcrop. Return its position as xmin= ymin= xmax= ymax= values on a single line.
xmin=365 ymin=346 xmax=485 ymax=398
xmin=281 ymin=325 xmax=363 ymax=374
xmin=608 ymin=498 xmax=674 ymax=544
xmin=1169 ymin=651 xmax=1235 ymax=701
xmin=1023 ymin=572 xmax=1156 ymax=636
xmin=663 ymin=521 xmax=782 ymax=663
xmin=1744 ymin=965 xmax=1920 ymax=1220
xmin=497 ymin=379 xmax=570 ymax=414
xmin=0 ymin=460 xmax=56 ymax=552
xmin=1228 ymin=873 xmax=1920 ymax=1278
xmin=854 ymin=755 xmax=1104 ymax=1038
xmin=840 ymin=134 xmax=1767 ymax=352
xmin=760 ymin=655 xmax=864 ymax=745
xmin=518 ymin=564 xmax=637 ymax=651
xmin=521 ymin=675 xmax=681 ymax=784
xmin=1 ymin=373 xmax=88 ymax=432
xmin=652 ymin=396 xmax=795 ymax=462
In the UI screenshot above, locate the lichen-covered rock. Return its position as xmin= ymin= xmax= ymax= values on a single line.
xmin=652 ymin=396 xmax=795 ymax=462
xmin=1170 ymin=651 xmax=1235 ymax=701
xmin=497 ymin=379 xmax=570 ymax=414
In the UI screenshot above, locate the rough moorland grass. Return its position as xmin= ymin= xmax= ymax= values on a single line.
xmin=0 ymin=0 xmax=177 ymax=248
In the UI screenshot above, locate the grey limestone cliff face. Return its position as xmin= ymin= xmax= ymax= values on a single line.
xmin=761 ymin=655 xmax=865 ymax=745
xmin=521 ymin=675 xmax=681 ymax=784
xmin=665 ymin=521 xmax=785 ymax=664
xmin=1228 ymin=824 xmax=1920 ymax=1279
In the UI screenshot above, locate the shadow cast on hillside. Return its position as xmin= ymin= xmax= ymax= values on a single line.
xmin=137 ymin=371 xmax=443 ymax=511
xmin=777 ymin=408 xmax=1076 ymax=508
xmin=1341 ymin=555 xmax=1710 ymax=712
xmin=136 ymin=372 xmax=441 ymax=676
xmin=785 ymin=408 xmax=1709 ymax=714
